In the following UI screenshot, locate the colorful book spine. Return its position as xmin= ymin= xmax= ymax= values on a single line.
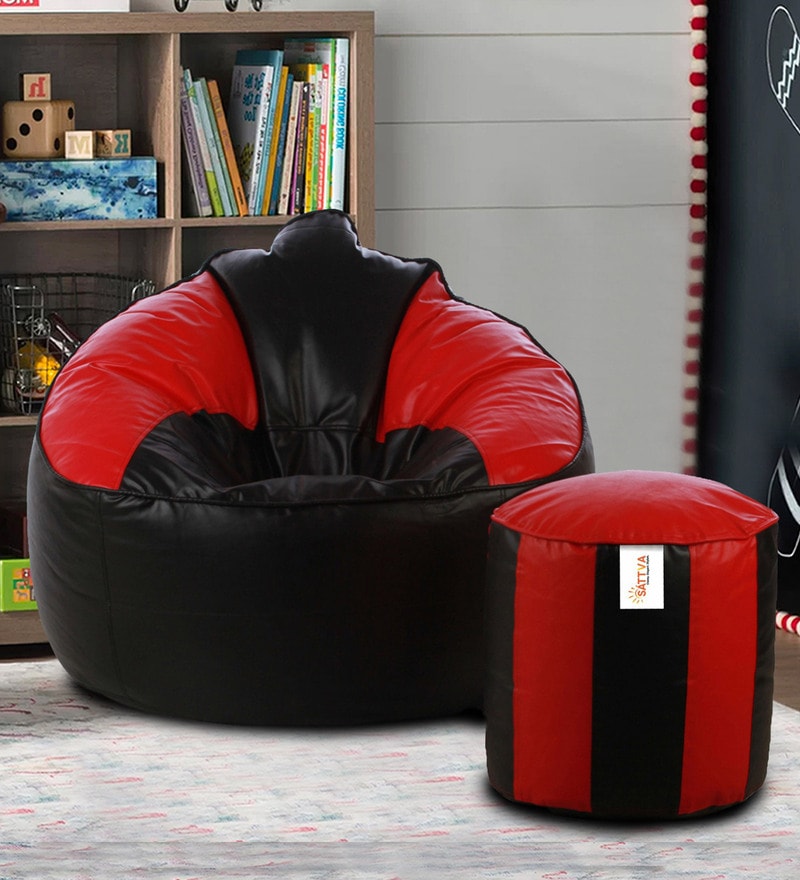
xmin=268 ymin=71 xmax=294 ymax=216
xmin=261 ymin=65 xmax=289 ymax=216
xmin=315 ymin=61 xmax=331 ymax=210
xmin=179 ymin=76 xmax=212 ymax=217
xmin=304 ymin=66 xmax=319 ymax=213
xmin=245 ymin=49 xmax=283 ymax=215
xmin=195 ymin=77 xmax=235 ymax=216
xmin=278 ymin=81 xmax=303 ymax=216
xmin=330 ymin=38 xmax=350 ymax=211
xmin=228 ymin=52 xmax=276 ymax=214
xmin=284 ymin=38 xmax=336 ymax=210
xmin=183 ymin=68 xmax=224 ymax=217
xmin=207 ymin=78 xmax=248 ymax=217
xmin=290 ymin=81 xmax=310 ymax=215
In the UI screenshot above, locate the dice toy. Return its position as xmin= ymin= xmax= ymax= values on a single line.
xmin=3 ymin=99 xmax=76 ymax=159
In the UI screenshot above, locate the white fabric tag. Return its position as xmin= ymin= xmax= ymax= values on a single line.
xmin=619 ymin=545 xmax=665 ymax=610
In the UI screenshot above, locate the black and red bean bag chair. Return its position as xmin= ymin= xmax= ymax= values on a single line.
xmin=28 ymin=211 xmax=593 ymax=725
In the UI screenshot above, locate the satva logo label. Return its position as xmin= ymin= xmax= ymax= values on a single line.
xmin=0 ymin=1 xmax=40 ymax=7
xmin=619 ymin=545 xmax=664 ymax=610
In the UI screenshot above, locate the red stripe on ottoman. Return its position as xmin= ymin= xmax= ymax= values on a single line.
xmin=680 ymin=538 xmax=757 ymax=815
xmin=512 ymin=535 xmax=596 ymax=811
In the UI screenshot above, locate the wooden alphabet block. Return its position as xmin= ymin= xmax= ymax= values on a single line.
xmin=64 ymin=130 xmax=95 ymax=159
xmin=94 ymin=129 xmax=114 ymax=157
xmin=21 ymin=73 xmax=52 ymax=102
xmin=113 ymin=129 xmax=131 ymax=158
xmin=94 ymin=129 xmax=131 ymax=158
xmin=2 ymin=99 xmax=75 ymax=159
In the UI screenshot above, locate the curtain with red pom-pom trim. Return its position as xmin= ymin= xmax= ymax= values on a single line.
xmin=683 ymin=1 xmax=708 ymax=475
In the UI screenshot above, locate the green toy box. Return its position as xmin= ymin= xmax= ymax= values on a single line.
xmin=0 ymin=558 xmax=36 ymax=611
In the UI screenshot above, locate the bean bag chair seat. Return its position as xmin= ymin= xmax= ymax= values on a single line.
xmin=28 ymin=211 xmax=593 ymax=725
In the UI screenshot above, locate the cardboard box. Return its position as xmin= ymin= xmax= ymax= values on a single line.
xmin=0 ymin=558 xmax=36 ymax=612
xmin=0 ymin=157 xmax=157 ymax=221
xmin=0 ymin=1 xmax=130 ymax=12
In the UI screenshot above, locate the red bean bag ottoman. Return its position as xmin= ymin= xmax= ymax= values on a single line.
xmin=27 ymin=210 xmax=593 ymax=725
xmin=485 ymin=470 xmax=778 ymax=818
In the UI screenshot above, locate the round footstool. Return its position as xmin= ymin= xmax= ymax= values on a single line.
xmin=484 ymin=470 xmax=778 ymax=819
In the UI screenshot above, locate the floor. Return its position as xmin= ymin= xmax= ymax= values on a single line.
xmin=3 ymin=631 xmax=800 ymax=710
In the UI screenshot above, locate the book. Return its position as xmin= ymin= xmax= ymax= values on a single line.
xmin=288 ymin=63 xmax=318 ymax=214
xmin=240 ymin=49 xmax=283 ymax=215
xmin=228 ymin=50 xmax=277 ymax=214
xmin=284 ymin=38 xmax=334 ymax=210
xmin=290 ymin=81 xmax=310 ymax=214
xmin=305 ymin=66 xmax=320 ymax=213
xmin=315 ymin=61 xmax=331 ymax=210
xmin=182 ymin=68 xmax=224 ymax=217
xmin=195 ymin=77 xmax=235 ymax=216
xmin=260 ymin=65 xmax=289 ymax=216
xmin=207 ymin=78 xmax=248 ymax=217
xmin=266 ymin=70 xmax=294 ymax=216
xmin=277 ymin=81 xmax=303 ymax=216
xmin=179 ymin=76 xmax=212 ymax=217
xmin=330 ymin=38 xmax=350 ymax=211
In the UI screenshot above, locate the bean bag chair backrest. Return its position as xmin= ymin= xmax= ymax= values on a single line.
xmin=40 ymin=211 xmax=589 ymax=497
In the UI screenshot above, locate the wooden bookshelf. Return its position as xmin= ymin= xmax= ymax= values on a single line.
xmin=0 ymin=11 xmax=375 ymax=646
xmin=0 ymin=12 xmax=375 ymax=286
xmin=0 ymin=610 xmax=46 ymax=646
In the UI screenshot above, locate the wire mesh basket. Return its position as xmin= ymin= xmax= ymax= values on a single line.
xmin=0 ymin=273 xmax=156 ymax=415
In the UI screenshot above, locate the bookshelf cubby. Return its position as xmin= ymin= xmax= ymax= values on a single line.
xmin=0 ymin=11 xmax=375 ymax=645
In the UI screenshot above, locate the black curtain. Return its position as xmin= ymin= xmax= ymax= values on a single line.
xmin=700 ymin=1 xmax=800 ymax=612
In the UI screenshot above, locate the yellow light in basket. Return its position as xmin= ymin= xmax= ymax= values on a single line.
xmin=34 ymin=352 xmax=61 ymax=386
xmin=17 ymin=342 xmax=61 ymax=387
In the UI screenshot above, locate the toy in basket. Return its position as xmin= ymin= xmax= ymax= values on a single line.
xmin=0 ymin=273 xmax=155 ymax=415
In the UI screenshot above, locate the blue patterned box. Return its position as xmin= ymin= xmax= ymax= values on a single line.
xmin=0 ymin=158 xmax=157 ymax=221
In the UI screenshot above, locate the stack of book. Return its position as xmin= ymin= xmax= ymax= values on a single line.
xmin=180 ymin=36 xmax=349 ymax=218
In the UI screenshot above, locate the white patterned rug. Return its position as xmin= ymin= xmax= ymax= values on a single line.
xmin=1 ymin=659 xmax=798 ymax=879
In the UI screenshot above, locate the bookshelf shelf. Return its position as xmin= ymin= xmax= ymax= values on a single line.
xmin=0 ymin=11 xmax=375 ymax=646
xmin=180 ymin=215 xmax=290 ymax=227
xmin=0 ymin=219 xmax=177 ymax=232
xmin=0 ymin=610 xmax=47 ymax=647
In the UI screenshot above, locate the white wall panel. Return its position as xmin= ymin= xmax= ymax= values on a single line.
xmin=376 ymin=120 xmax=689 ymax=209
xmin=377 ymin=206 xmax=688 ymax=473
xmin=151 ymin=0 xmax=688 ymax=37
xmin=376 ymin=35 xmax=690 ymax=123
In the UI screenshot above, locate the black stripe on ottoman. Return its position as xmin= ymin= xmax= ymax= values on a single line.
xmin=484 ymin=470 xmax=778 ymax=819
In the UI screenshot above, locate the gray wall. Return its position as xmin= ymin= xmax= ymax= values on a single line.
xmin=139 ymin=0 xmax=692 ymax=473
